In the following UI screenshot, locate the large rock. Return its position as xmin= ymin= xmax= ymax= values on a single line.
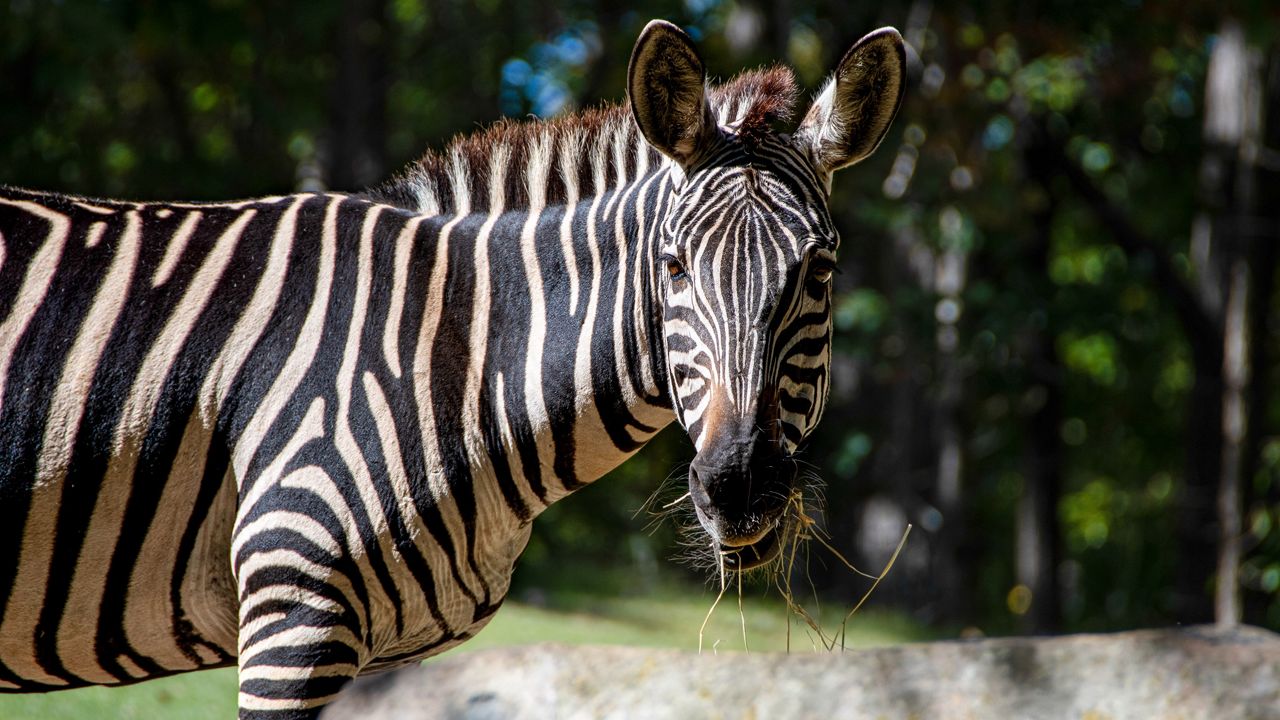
xmin=323 ymin=626 xmax=1280 ymax=720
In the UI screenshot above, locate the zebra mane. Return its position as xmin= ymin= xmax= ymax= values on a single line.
xmin=369 ymin=65 xmax=799 ymax=215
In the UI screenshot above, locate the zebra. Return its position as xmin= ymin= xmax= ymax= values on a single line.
xmin=0 ymin=19 xmax=905 ymax=719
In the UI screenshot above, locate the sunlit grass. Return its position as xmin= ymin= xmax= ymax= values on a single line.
xmin=0 ymin=587 xmax=930 ymax=720
xmin=473 ymin=586 xmax=932 ymax=653
xmin=0 ymin=667 xmax=239 ymax=720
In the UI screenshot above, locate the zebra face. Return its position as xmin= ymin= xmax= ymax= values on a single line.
xmin=630 ymin=21 xmax=905 ymax=569
xmin=657 ymin=155 xmax=838 ymax=567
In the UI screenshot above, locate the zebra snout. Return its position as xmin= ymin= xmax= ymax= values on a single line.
xmin=687 ymin=445 xmax=792 ymax=547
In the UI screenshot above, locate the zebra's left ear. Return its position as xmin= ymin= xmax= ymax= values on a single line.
xmin=794 ymin=27 xmax=906 ymax=175
xmin=628 ymin=20 xmax=719 ymax=169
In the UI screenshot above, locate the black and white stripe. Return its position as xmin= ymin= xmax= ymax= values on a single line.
xmin=0 ymin=21 xmax=904 ymax=718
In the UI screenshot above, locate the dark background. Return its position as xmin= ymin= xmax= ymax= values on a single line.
xmin=3 ymin=0 xmax=1278 ymax=636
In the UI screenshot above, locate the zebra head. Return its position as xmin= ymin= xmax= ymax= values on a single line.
xmin=629 ymin=21 xmax=905 ymax=570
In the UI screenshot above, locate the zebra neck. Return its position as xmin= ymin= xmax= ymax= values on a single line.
xmin=408 ymin=164 xmax=677 ymax=517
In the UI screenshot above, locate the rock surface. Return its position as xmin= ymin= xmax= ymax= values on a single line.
xmin=322 ymin=625 xmax=1280 ymax=720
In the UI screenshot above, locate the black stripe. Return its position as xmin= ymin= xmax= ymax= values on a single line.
xmin=536 ymin=204 xmax=583 ymax=490
xmin=428 ymin=212 xmax=492 ymax=603
xmin=377 ymin=213 xmax=479 ymax=606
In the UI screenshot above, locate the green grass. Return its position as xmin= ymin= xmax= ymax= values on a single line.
xmin=475 ymin=585 xmax=933 ymax=653
xmin=0 ymin=667 xmax=239 ymax=720
xmin=0 ymin=586 xmax=929 ymax=720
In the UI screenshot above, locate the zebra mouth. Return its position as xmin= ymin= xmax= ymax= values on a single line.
xmin=719 ymin=524 xmax=783 ymax=571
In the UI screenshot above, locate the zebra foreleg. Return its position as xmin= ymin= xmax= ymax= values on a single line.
xmin=234 ymin=574 xmax=368 ymax=719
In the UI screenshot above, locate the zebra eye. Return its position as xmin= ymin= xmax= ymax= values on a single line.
xmin=812 ymin=262 xmax=837 ymax=284
xmin=672 ymin=365 xmax=690 ymax=384
xmin=661 ymin=254 xmax=687 ymax=281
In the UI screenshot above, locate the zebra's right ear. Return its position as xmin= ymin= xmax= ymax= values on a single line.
xmin=628 ymin=20 xmax=718 ymax=169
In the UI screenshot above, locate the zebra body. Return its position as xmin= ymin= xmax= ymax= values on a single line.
xmin=0 ymin=21 xmax=904 ymax=718
xmin=0 ymin=183 xmax=671 ymax=688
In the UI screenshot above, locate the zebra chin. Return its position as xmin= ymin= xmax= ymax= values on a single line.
xmin=687 ymin=466 xmax=794 ymax=571
xmin=718 ymin=519 xmax=786 ymax=571
xmin=695 ymin=507 xmax=787 ymax=572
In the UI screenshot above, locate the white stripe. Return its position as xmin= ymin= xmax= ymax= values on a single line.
xmin=73 ymin=200 xmax=115 ymax=215
xmin=234 ymin=512 xmax=343 ymax=558
xmin=331 ymin=205 xmax=423 ymax=641
xmin=605 ymin=126 xmax=669 ymax=435
xmin=463 ymin=144 xmax=505 ymax=449
xmin=237 ymin=663 xmax=358 ymax=682
xmin=0 ymin=203 xmax=107 ymax=686
xmin=568 ymin=143 xmax=612 ymax=480
xmin=115 ymin=654 xmax=148 ymax=679
xmin=465 ymin=147 xmax=541 ymax=563
xmin=151 ymin=210 xmax=203 ymax=286
xmin=0 ymin=199 xmax=70 ymax=414
xmin=520 ymin=135 xmax=554 ymax=496
xmin=629 ymin=162 xmax=665 ymax=400
xmin=382 ymin=215 xmax=422 ymax=379
xmin=447 ymin=151 xmax=471 ymax=215
xmin=558 ymin=130 xmax=583 ymax=313
xmin=237 ymin=624 xmax=362 ymax=664
xmin=205 ymin=198 xmax=301 ymax=410
xmin=9 ymin=209 xmax=140 ymax=685
xmin=490 ymin=372 xmax=542 ymax=515
xmin=85 ymin=221 xmax=107 ymax=248
xmin=236 ymin=691 xmax=342 ymax=712
xmin=232 ymin=196 xmax=340 ymax=492
xmin=360 ymin=370 xmax=452 ymax=650
xmin=239 ymin=585 xmax=347 ymax=619
xmin=412 ymin=191 xmax=482 ymax=601
xmin=363 ymin=368 xmax=436 ymax=530
xmin=411 ymin=176 xmax=441 ymax=216
xmin=235 ymin=553 xmax=359 ymax=642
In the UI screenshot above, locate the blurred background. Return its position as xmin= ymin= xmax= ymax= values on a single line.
xmin=2 ymin=1 xmax=1280 ymax=714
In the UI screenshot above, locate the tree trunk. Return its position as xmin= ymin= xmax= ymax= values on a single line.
xmin=1217 ymin=258 xmax=1248 ymax=627
xmin=1178 ymin=348 xmax=1224 ymax=623
xmin=934 ymin=243 xmax=968 ymax=626
xmin=1199 ymin=18 xmax=1265 ymax=628
xmin=1239 ymin=45 xmax=1280 ymax=626
xmin=328 ymin=0 xmax=389 ymax=190
xmin=1019 ymin=193 xmax=1064 ymax=635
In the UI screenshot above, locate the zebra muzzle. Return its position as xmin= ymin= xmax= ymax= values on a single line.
xmin=718 ymin=523 xmax=783 ymax=570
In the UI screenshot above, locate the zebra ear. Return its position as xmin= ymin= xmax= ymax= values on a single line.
xmin=795 ymin=27 xmax=906 ymax=175
xmin=628 ymin=20 xmax=718 ymax=169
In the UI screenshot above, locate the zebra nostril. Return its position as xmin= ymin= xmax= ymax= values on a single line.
xmin=688 ymin=465 xmax=710 ymax=499
xmin=686 ymin=461 xmax=706 ymax=489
